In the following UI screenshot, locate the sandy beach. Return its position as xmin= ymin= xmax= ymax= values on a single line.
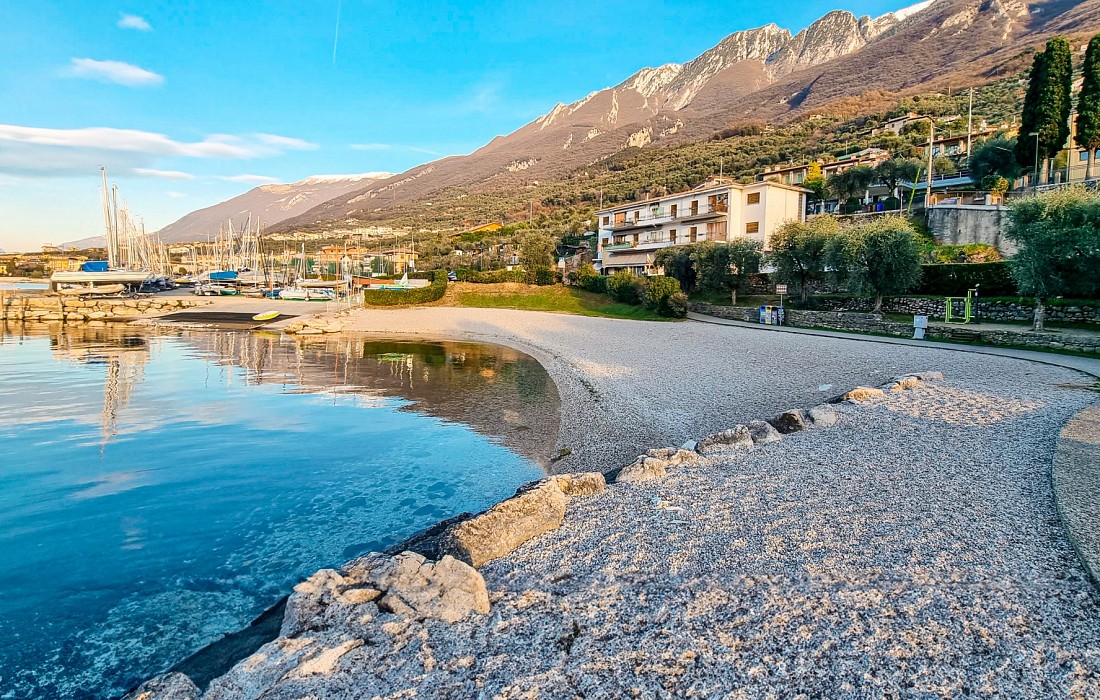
xmin=132 ymin=308 xmax=1100 ymax=699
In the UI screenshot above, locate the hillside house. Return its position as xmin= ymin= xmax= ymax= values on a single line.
xmin=594 ymin=177 xmax=808 ymax=276
xmin=761 ymin=148 xmax=891 ymax=188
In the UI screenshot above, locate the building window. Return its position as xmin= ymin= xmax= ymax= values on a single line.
xmin=670 ymin=204 xmax=678 ymax=217
xmin=614 ymin=212 xmax=626 ymax=226
xmin=602 ymin=216 xmax=609 ymax=226
xmin=689 ymin=226 xmax=698 ymax=243
xmin=669 ymin=229 xmax=677 ymax=243
xmin=633 ymin=211 xmax=640 ymax=222
xmin=746 ymin=222 xmax=760 ymax=235
xmin=690 ymin=200 xmax=699 ymax=216
xmin=746 ymin=192 xmax=761 ymax=205
xmin=1082 ymin=151 xmax=1091 ymax=162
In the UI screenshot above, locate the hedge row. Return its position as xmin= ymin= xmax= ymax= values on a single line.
xmin=453 ymin=268 xmax=527 ymax=284
xmin=361 ymin=270 xmax=447 ymax=306
xmin=912 ymin=262 xmax=1017 ymax=297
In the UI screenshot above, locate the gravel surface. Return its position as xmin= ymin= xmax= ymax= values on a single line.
xmin=185 ymin=308 xmax=1100 ymax=698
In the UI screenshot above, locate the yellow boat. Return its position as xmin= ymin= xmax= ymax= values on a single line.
xmin=252 ymin=310 xmax=281 ymax=322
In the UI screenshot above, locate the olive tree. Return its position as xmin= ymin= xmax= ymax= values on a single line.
xmin=767 ymin=216 xmax=841 ymax=304
xmin=1006 ymin=187 xmax=1100 ymax=330
xmin=826 ymin=216 xmax=923 ymax=312
xmin=518 ymin=232 xmax=555 ymax=284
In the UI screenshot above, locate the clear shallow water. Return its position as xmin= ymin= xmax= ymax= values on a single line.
xmin=0 ymin=325 xmax=557 ymax=699
xmin=0 ymin=282 xmax=48 ymax=290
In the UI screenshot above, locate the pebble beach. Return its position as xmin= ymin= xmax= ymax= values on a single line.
xmin=132 ymin=308 xmax=1100 ymax=699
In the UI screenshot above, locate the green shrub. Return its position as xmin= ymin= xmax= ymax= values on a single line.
xmin=361 ymin=270 xmax=448 ymax=306
xmin=456 ymin=268 xmax=526 ymax=284
xmin=582 ymin=274 xmax=607 ymax=294
xmin=913 ymin=262 xmax=1017 ymax=296
xmin=533 ymin=267 xmax=556 ymax=286
xmin=642 ymin=275 xmax=677 ymax=312
xmin=607 ymin=271 xmax=645 ymax=304
xmin=667 ymin=291 xmax=689 ymax=318
xmin=642 ymin=276 xmax=684 ymax=316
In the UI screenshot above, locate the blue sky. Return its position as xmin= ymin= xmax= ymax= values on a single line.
xmin=0 ymin=0 xmax=913 ymax=251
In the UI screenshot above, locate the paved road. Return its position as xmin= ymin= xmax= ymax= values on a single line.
xmin=687 ymin=311 xmax=1100 ymax=378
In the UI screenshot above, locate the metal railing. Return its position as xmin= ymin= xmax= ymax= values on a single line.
xmin=606 ymin=204 xmax=728 ymax=230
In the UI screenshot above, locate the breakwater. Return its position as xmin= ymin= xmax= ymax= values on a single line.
xmin=0 ymin=291 xmax=206 ymax=324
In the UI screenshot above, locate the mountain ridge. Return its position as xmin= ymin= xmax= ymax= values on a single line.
xmin=153 ymin=0 xmax=1100 ymax=239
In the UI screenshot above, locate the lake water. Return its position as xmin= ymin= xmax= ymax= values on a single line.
xmin=0 ymin=282 xmax=49 ymax=290
xmin=0 ymin=325 xmax=558 ymax=699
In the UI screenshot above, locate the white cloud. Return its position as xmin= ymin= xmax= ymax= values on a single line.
xmin=0 ymin=124 xmax=317 ymax=177
xmin=255 ymin=133 xmax=317 ymax=151
xmin=166 ymin=191 xmax=187 ymax=198
xmin=350 ymin=143 xmax=440 ymax=155
xmin=132 ymin=168 xmax=194 ymax=180
xmin=219 ymin=174 xmax=281 ymax=184
xmin=118 ymin=13 xmax=152 ymax=31
xmin=69 ymin=58 xmax=164 ymax=87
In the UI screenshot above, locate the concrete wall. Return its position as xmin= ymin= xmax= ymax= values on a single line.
xmin=927 ymin=204 xmax=1017 ymax=255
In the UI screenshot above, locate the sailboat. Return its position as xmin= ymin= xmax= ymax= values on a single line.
xmin=278 ymin=245 xmax=339 ymax=301
xmin=51 ymin=168 xmax=157 ymax=293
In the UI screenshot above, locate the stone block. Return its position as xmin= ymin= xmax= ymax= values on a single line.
xmin=440 ymin=479 xmax=568 ymax=568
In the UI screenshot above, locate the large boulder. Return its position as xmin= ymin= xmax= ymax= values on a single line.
xmin=364 ymin=553 xmax=490 ymax=623
xmin=840 ymin=386 xmax=885 ymax=403
xmin=747 ymin=420 xmax=782 ymax=445
xmin=440 ymin=479 xmax=568 ymax=568
xmin=647 ymin=448 xmax=704 ymax=466
xmin=123 ymin=672 xmax=200 ymax=700
xmin=807 ymin=404 xmax=838 ymax=428
xmin=282 ymin=551 xmax=489 ymax=635
xmin=768 ymin=410 xmax=808 ymax=435
xmin=696 ymin=426 xmax=754 ymax=455
xmin=616 ymin=456 xmax=668 ymax=484
xmin=554 ymin=472 xmax=607 ymax=496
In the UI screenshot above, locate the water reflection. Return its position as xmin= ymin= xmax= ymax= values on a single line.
xmin=6 ymin=323 xmax=560 ymax=465
xmin=0 ymin=322 xmax=558 ymax=700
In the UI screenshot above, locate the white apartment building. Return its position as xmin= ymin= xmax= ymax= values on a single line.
xmin=594 ymin=177 xmax=809 ymax=275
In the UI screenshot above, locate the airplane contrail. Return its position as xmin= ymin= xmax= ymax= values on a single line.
xmin=332 ymin=0 xmax=342 ymax=65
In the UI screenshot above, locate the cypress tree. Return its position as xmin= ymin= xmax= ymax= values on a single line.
xmin=1016 ymin=37 xmax=1075 ymax=184
xmin=1016 ymin=49 xmax=1048 ymax=179
xmin=1076 ymin=35 xmax=1100 ymax=180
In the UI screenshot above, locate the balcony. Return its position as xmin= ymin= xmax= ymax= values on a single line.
xmin=606 ymin=204 xmax=727 ymax=231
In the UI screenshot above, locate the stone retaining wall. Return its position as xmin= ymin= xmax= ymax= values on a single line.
xmin=690 ymin=302 xmax=1100 ymax=354
xmin=0 ymin=291 xmax=206 ymax=324
xmin=812 ymin=296 xmax=1100 ymax=324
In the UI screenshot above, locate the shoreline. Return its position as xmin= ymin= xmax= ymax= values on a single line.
xmin=113 ymin=307 xmax=1100 ymax=697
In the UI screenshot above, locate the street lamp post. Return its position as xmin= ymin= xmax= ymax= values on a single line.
xmin=1029 ymin=131 xmax=1040 ymax=187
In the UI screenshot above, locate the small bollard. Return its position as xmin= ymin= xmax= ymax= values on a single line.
xmin=913 ymin=314 xmax=928 ymax=340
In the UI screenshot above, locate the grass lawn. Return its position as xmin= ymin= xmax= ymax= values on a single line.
xmin=448 ymin=283 xmax=668 ymax=321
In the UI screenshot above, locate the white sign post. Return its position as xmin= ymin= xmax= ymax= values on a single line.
xmin=776 ymin=284 xmax=787 ymax=309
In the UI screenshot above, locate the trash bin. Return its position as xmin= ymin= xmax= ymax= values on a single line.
xmin=759 ymin=305 xmax=784 ymax=325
